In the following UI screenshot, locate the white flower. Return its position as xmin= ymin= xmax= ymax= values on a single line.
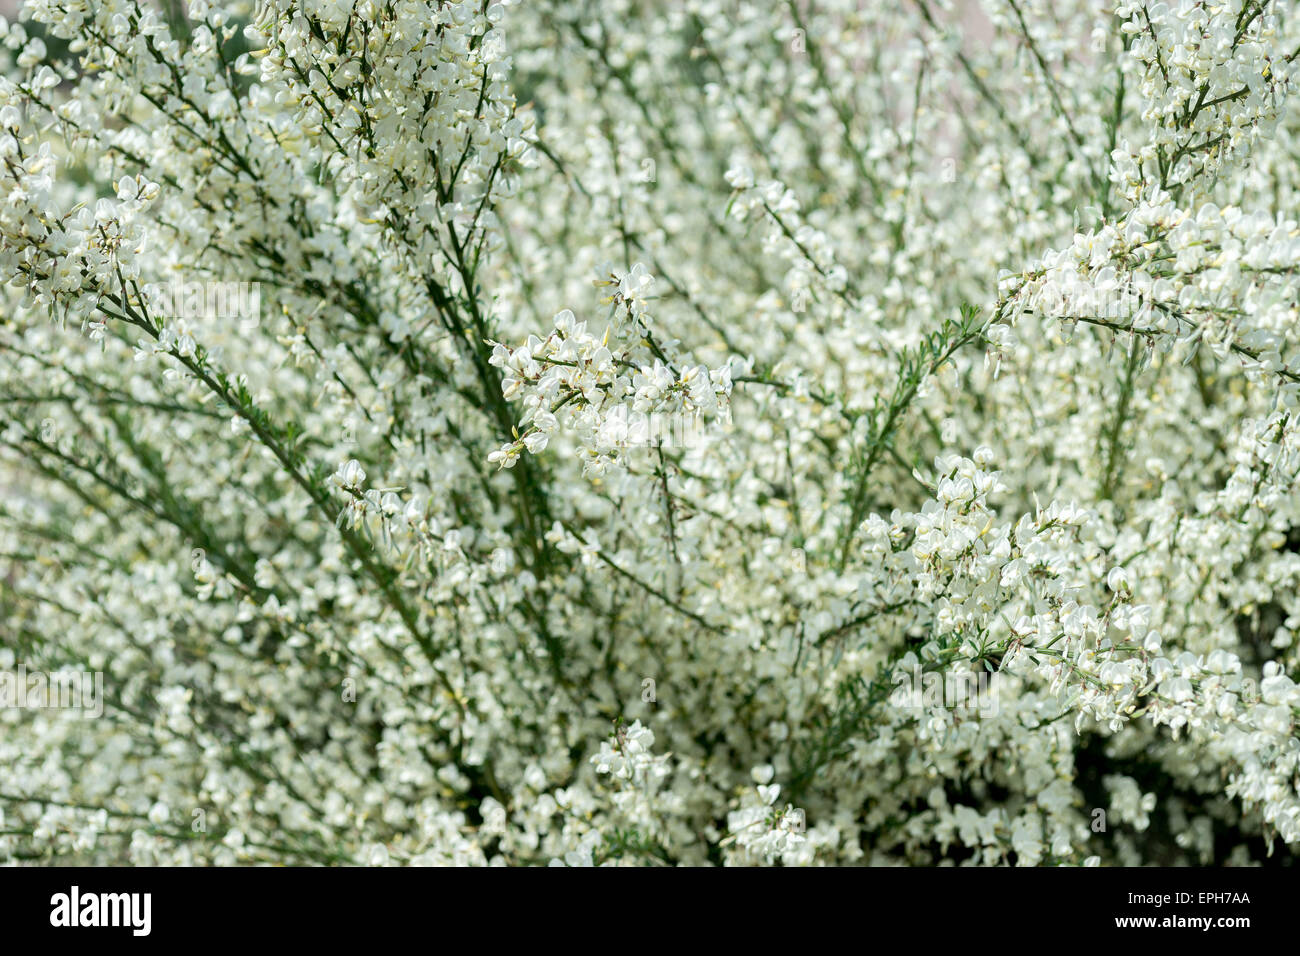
xmin=333 ymin=459 xmax=367 ymax=489
xmin=1106 ymin=566 xmax=1132 ymax=594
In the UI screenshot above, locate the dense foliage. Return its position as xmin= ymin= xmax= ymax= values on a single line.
xmin=2 ymin=0 xmax=1300 ymax=865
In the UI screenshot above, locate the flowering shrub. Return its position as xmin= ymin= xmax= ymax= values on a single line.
xmin=1 ymin=0 xmax=1299 ymax=866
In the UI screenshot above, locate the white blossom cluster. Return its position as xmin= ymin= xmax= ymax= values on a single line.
xmin=1 ymin=0 xmax=1300 ymax=867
